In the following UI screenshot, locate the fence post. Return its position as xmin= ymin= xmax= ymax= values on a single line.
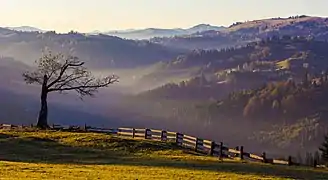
xmin=219 ymin=142 xmax=223 ymax=159
xmin=240 ymin=146 xmax=244 ymax=160
xmin=117 ymin=128 xmax=121 ymax=136
xmin=288 ymin=156 xmax=292 ymax=166
xmin=176 ymin=133 xmax=182 ymax=146
xmin=145 ymin=128 xmax=150 ymax=139
xmin=210 ymin=141 xmax=215 ymax=156
xmin=262 ymin=152 xmax=267 ymax=163
xmin=161 ymin=130 xmax=167 ymax=141
xmin=132 ymin=128 xmax=135 ymax=138
xmin=195 ymin=138 xmax=203 ymax=152
xmin=84 ymin=123 xmax=87 ymax=131
xmin=235 ymin=146 xmax=239 ymax=157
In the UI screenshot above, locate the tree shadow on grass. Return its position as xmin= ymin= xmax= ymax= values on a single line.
xmin=0 ymin=133 xmax=327 ymax=180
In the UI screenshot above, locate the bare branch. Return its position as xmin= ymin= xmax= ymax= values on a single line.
xmin=48 ymin=75 xmax=119 ymax=96
xmin=47 ymin=57 xmax=84 ymax=88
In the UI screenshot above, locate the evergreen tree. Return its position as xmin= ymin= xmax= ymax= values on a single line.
xmin=319 ymin=135 xmax=328 ymax=164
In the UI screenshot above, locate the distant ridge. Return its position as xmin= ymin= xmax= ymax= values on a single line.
xmin=6 ymin=26 xmax=45 ymax=32
xmin=90 ymin=24 xmax=226 ymax=39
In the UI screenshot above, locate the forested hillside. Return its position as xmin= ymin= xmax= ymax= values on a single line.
xmin=0 ymin=29 xmax=183 ymax=68
xmin=116 ymin=37 xmax=328 ymax=155
xmin=162 ymin=37 xmax=328 ymax=73
xmin=216 ymin=77 xmax=328 ymax=122
xmin=139 ymin=37 xmax=328 ymax=98
xmin=151 ymin=16 xmax=328 ymax=50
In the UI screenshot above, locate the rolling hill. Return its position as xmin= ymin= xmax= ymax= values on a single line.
xmin=226 ymin=16 xmax=328 ymax=38
xmin=91 ymin=24 xmax=226 ymax=40
xmin=113 ymin=37 xmax=328 ymax=155
xmin=117 ymin=77 xmax=328 ymax=155
xmin=5 ymin=26 xmax=45 ymax=32
xmin=1 ymin=130 xmax=326 ymax=179
xmin=141 ymin=37 xmax=328 ymax=93
xmin=151 ymin=16 xmax=328 ymax=50
xmin=0 ymin=29 xmax=183 ymax=69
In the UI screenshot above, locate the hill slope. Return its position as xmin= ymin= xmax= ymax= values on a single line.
xmin=93 ymin=24 xmax=226 ymax=40
xmin=6 ymin=26 xmax=45 ymax=32
xmin=0 ymin=130 xmax=327 ymax=180
xmin=116 ymin=37 xmax=328 ymax=155
xmin=140 ymin=37 xmax=328 ymax=97
xmin=0 ymin=29 xmax=183 ymax=69
xmin=151 ymin=16 xmax=328 ymax=50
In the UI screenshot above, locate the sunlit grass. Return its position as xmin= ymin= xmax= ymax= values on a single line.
xmin=0 ymin=161 xmax=292 ymax=180
xmin=0 ymin=129 xmax=327 ymax=180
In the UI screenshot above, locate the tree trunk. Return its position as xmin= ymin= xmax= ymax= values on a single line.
xmin=37 ymin=75 xmax=49 ymax=128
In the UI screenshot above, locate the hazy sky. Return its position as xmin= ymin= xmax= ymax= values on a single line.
xmin=1 ymin=0 xmax=328 ymax=32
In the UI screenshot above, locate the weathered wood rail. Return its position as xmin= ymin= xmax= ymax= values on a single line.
xmin=87 ymin=126 xmax=292 ymax=165
xmin=0 ymin=123 xmax=314 ymax=167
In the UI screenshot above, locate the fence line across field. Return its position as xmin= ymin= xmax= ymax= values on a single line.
xmin=54 ymin=124 xmax=292 ymax=166
xmin=0 ymin=123 xmax=317 ymax=167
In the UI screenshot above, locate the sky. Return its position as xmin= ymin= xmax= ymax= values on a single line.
xmin=1 ymin=0 xmax=328 ymax=33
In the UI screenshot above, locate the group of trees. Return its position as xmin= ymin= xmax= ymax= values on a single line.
xmin=304 ymin=134 xmax=328 ymax=165
xmin=139 ymin=75 xmax=232 ymax=100
xmin=217 ymin=74 xmax=328 ymax=122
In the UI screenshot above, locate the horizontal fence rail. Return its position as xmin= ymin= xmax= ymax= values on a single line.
xmin=0 ymin=123 xmax=322 ymax=168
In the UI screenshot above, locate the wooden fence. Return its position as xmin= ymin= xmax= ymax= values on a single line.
xmin=0 ymin=123 xmax=317 ymax=167
xmin=113 ymin=127 xmax=291 ymax=165
xmin=52 ymin=124 xmax=292 ymax=166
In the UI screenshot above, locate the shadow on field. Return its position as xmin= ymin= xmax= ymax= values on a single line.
xmin=0 ymin=133 xmax=327 ymax=180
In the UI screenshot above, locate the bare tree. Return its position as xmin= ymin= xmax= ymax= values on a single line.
xmin=23 ymin=51 xmax=119 ymax=128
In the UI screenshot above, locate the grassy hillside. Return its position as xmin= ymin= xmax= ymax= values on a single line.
xmin=0 ymin=129 xmax=327 ymax=180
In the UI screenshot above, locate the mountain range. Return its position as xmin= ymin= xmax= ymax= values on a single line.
xmin=89 ymin=24 xmax=226 ymax=39
xmin=151 ymin=16 xmax=328 ymax=50
xmin=5 ymin=24 xmax=226 ymax=40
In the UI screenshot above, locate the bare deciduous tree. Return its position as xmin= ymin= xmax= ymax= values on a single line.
xmin=23 ymin=51 xmax=119 ymax=128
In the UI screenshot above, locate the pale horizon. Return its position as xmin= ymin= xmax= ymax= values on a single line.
xmin=1 ymin=0 xmax=328 ymax=33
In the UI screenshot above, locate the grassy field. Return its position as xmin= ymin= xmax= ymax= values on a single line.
xmin=0 ymin=129 xmax=327 ymax=180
